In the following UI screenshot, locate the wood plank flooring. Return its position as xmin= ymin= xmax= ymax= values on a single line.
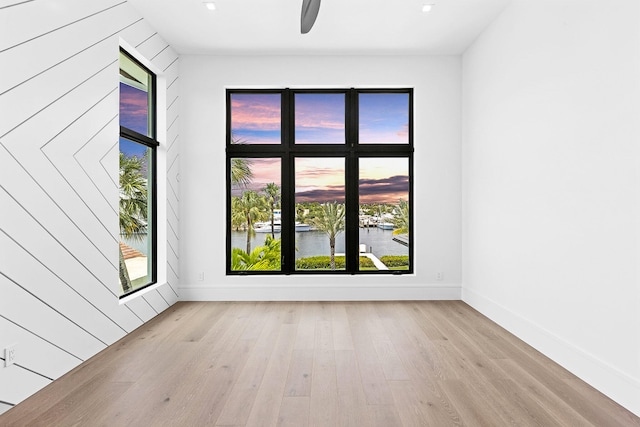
xmin=1 ymin=301 xmax=639 ymax=426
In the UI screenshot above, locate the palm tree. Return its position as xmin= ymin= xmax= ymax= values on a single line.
xmin=231 ymin=235 xmax=281 ymax=271
xmin=230 ymin=135 xmax=253 ymax=187
xmin=311 ymin=201 xmax=346 ymax=270
xmin=119 ymin=152 xmax=148 ymax=293
xmin=230 ymin=208 xmax=246 ymax=231
xmin=263 ymin=182 xmax=280 ymax=238
xmin=231 ymin=157 xmax=253 ymax=187
xmin=295 ymin=204 xmax=308 ymax=223
xmin=392 ymin=199 xmax=409 ymax=235
xmin=232 ymin=190 xmax=267 ymax=254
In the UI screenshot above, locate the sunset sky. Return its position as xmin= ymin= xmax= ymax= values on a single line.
xmin=359 ymin=93 xmax=409 ymax=144
xmin=295 ymin=93 xmax=345 ymax=144
xmin=295 ymin=158 xmax=345 ymax=203
xmin=359 ymin=158 xmax=409 ymax=204
xmin=232 ymin=156 xmax=408 ymax=205
xmin=231 ymin=92 xmax=409 ymax=145
xmin=231 ymin=92 xmax=409 ymax=205
xmin=120 ymin=82 xmax=150 ymax=158
xmin=230 ymin=93 xmax=281 ymax=144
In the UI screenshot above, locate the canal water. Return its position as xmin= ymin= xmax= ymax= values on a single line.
xmin=231 ymin=227 xmax=408 ymax=259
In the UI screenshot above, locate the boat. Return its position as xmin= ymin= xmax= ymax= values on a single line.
xmin=254 ymin=222 xmax=281 ymax=233
xmin=254 ymin=209 xmax=283 ymax=233
xmin=254 ymin=206 xmax=310 ymax=232
xmin=359 ymin=215 xmax=376 ymax=228
xmin=377 ymin=222 xmax=395 ymax=230
xmin=254 ymin=225 xmax=281 ymax=233
xmin=253 ymin=221 xmax=310 ymax=232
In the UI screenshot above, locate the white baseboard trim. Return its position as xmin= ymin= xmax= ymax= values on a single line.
xmin=178 ymin=284 xmax=461 ymax=301
xmin=462 ymin=288 xmax=640 ymax=417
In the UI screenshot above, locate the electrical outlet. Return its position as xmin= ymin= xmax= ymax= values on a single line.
xmin=198 ymin=272 xmax=205 ymax=281
xmin=5 ymin=345 xmax=16 ymax=367
xmin=436 ymin=272 xmax=443 ymax=281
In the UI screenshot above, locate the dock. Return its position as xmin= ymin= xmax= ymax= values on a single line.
xmin=360 ymin=252 xmax=388 ymax=270
xmin=337 ymin=251 xmax=389 ymax=270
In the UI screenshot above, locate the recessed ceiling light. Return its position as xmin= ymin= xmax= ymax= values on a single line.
xmin=422 ymin=4 xmax=434 ymax=13
xmin=204 ymin=1 xmax=216 ymax=11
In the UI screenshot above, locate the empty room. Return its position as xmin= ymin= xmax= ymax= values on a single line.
xmin=1 ymin=0 xmax=639 ymax=425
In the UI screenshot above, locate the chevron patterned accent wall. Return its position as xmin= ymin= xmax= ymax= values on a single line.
xmin=0 ymin=0 xmax=180 ymax=413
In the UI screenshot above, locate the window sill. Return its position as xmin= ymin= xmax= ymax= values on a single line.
xmin=119 ymin=281 xmax=164 ymax=305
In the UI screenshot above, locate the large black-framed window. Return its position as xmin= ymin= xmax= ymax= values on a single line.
xmin=226 ymin=88 xmax=413 ymax=275
xmin=118 ymin=48 xmax=158 ymax=297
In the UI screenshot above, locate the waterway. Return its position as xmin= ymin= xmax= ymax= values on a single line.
xmin=231 ymin=227 xmax=408 ymax=259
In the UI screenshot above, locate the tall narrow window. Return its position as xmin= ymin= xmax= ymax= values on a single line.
xmin=358 ymin=158 xmax=409 ymax=271
xmin=119 ymin=49 xmax=157 ymax=296
xmin=230 ymin=157 xmax=282 ymax=271
xmin=295 ymin=157 xmax=346 ymax=270
xmin=226 ymin=88 xmax=413 ymax=275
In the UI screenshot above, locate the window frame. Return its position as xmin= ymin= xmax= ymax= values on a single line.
xmin=119 ymin=48 xmax=159 ymax=298
xmin=226 ymin=88 xmax=413 ymax=275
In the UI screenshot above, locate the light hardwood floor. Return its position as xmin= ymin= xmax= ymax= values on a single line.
xmin=2 ymin=301 xmax=639 ymax=426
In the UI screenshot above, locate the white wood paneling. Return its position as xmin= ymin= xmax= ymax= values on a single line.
xmin=0 ymin=0 xmax=180 ymax=414
xmin=142 ymin=289 xmax=170 ymax=314
xmin=0 ymin=147 xmax=124 ymax=300
xmin=0 ymin=0 xmax=122 ymax=51
xmin=0 ymin=318 xmax=81 ymax=379
xmin=122 ymin=295 xmax=158 ymax=323
xmin=135 ymin=33 xmax=167 ymax=60
xmin=151 ymin=45 xmax=178 ymax=71
xmin=0 ymin=1 xmax=27 ymax=10
xmin=0 ymin=275 xmax=106 ymax=360
xmin=0 ymin=366 xmax=51 ymax=408
xmin=158 ymin=281 xmax=179 ymax=306
xmin=118 ymin=19 xmax=157 ymax=50
xmin=0 ymin=2 xmax=138 ymax=94
xmin=0 ymin=42 xmax=117 ymax=136
xmin=74 ymin=118 xmax=120 ymax=216
xmin=0 ymin=232 xmax=127 ymax=344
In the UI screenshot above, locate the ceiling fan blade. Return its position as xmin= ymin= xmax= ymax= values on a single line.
xmin=301 ymin=0 xmax=321 ymax=34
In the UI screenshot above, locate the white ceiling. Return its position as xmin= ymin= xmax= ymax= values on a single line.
xmin=127 ymin=0 xmax=512 ymax=55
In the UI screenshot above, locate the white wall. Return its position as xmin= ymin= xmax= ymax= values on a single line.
xmin=462 ymin=0 xmax=640 ymax=416
xmin=0 ymin=0 xmax=180 ymax=412
xmin=179 ymin=55 xmax=462 ymax=300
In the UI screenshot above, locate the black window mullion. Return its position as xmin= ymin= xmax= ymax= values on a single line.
xmin=282 ymin=89 xmax=294 ymax=273
xmin=150 ymin=72 xmax=157 ymax=140
xmin=120 ymin=126 xmax=159 ymax=148
xmin=281 ymin=155 xmax=294 ymax=273
xmin=344 ymin=155 xmax=358 ymax=272
xmin=344 ymin=89 xmax=359 ymax=272
xmin=149 ymin=146 xmax=157 ymax=284
xmin=226 ymin=145 xmax=286 ymax=156
xmin=225 ymin=90 xmax=232 ymax=146
xmin=408 ymin=152 xmax=414 ymax=275
xmin=225 ymin=156 xmax=232 ymax=275
xmin=353 ymin=145 xmax=414 ymax=156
